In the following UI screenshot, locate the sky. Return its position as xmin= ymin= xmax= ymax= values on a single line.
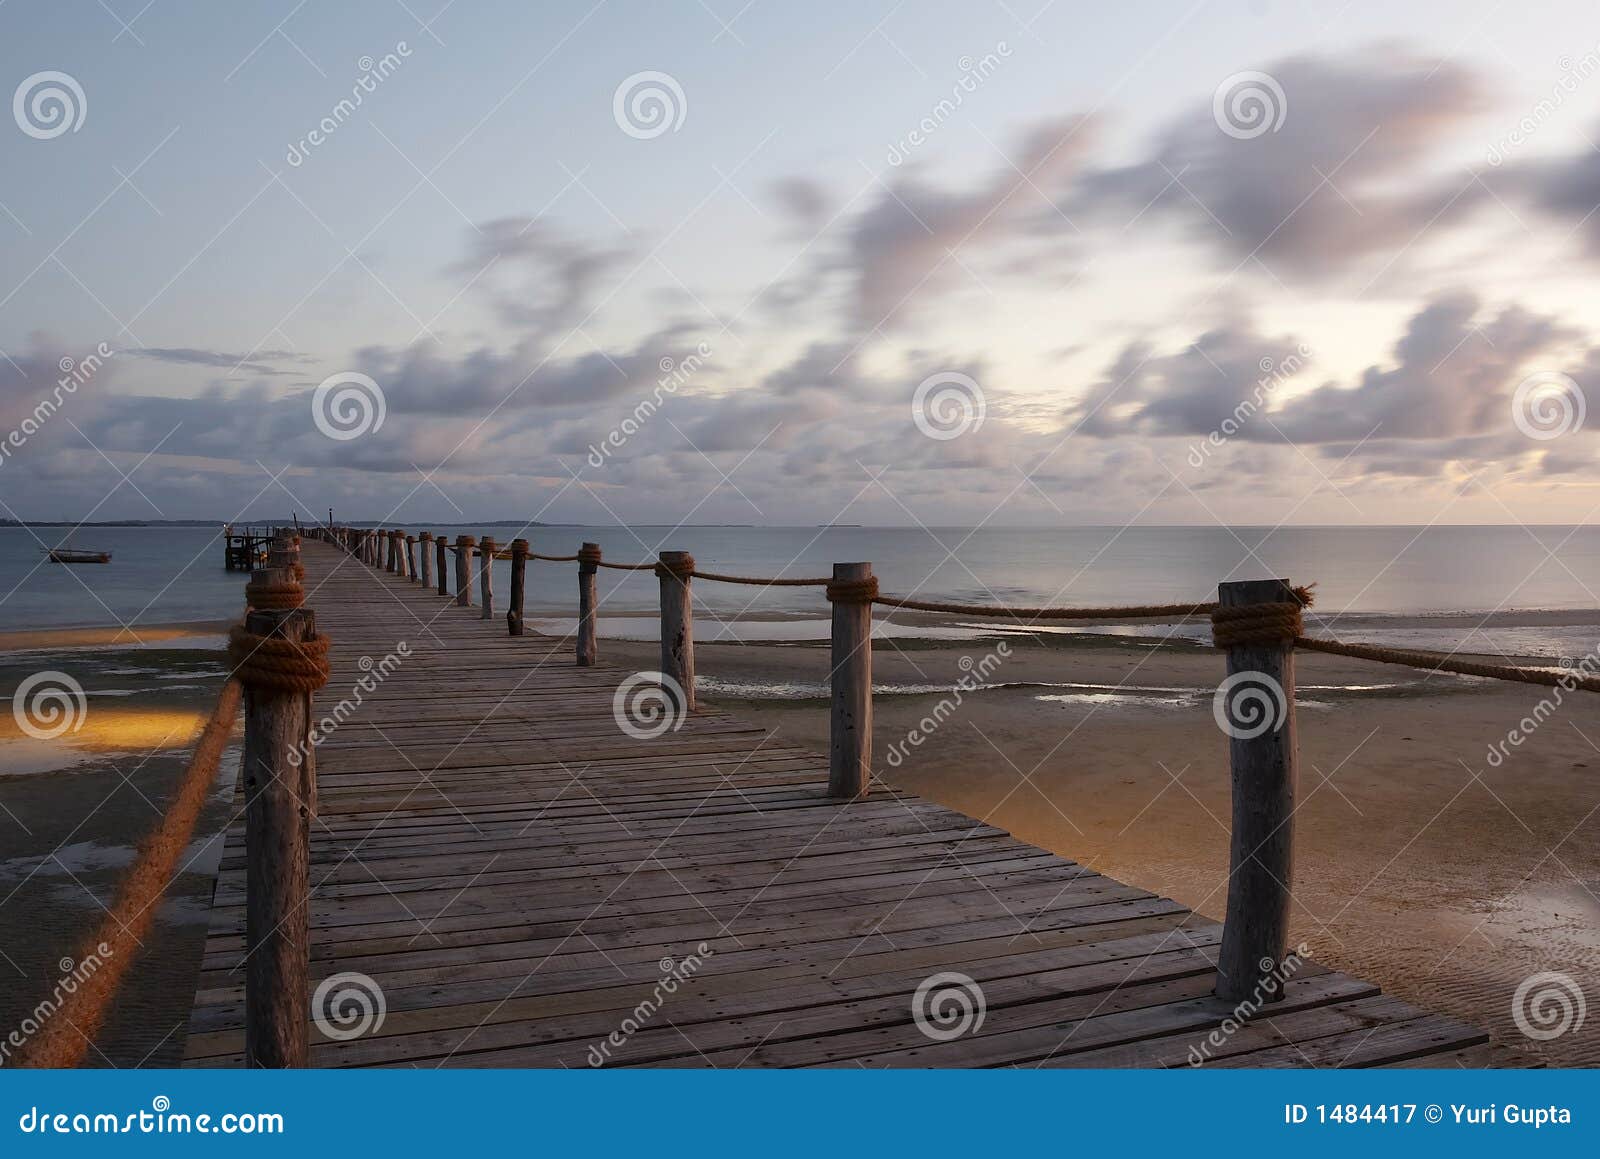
xmin=2 ymin=0 xmax=1600 ymax=527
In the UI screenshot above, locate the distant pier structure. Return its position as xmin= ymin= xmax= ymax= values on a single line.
xmin=222 ymin=524 xmax=274 ymax=571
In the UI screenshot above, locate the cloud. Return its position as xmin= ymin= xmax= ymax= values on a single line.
xmin=127 ymin=347 xmax=315 ymax=376
xmin=1070 ymin=48 xmax=1487 ymax=280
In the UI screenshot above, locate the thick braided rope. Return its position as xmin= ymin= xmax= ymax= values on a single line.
xmin=245 ymin=578 xmax=304 ymax=610
xmin=228 ymin=624 xmax=330 ymax=694
xmin=1294 ymin=636 xmax=1600 ymax=693
xmin=596 ymin=560 xmax=657 ymax=571
xmin=827 ymin=576 xmax=880 ymax=604
xmin=871 ymin=594 xmax=1220 ymax=619
xmin=13 ymin=680 xmax=243 ymax=1068
xmin=654 ymin=554 xmax=696 ymax=580
xmin=532 ymin=553 xmax=580 ymax=562
xmin=1209 ymin=585 xmax=1316 ymax=647
xmin=692 ymin=571 xmax=831 ymax=587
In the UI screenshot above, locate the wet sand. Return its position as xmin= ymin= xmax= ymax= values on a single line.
xmin=0 ymin=632 xmax=237 ymax=1068
xmin=605 ymin=629 xmax=1600 ymax=1066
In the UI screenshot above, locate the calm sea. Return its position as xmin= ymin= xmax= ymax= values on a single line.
xmin=3 ymin=524 xmax=1599 ymax=656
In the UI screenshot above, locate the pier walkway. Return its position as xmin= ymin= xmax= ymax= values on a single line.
xmin=183 ymin=540 xmax=1496 ymax=1068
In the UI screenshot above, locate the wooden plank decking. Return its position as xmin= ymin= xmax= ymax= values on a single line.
xmin=183 ymin=541 xmax=1492 ymax=1068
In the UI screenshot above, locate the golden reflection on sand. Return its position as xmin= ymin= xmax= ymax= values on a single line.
xmin=0 ymin=705 xmax=209 ymax=775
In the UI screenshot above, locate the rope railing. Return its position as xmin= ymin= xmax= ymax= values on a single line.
xmin=13 ymin=679 xmax=242 ymax=1068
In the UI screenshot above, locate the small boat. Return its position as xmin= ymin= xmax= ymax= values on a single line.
xmin=45 ymin=547 xmax=112 ymax=564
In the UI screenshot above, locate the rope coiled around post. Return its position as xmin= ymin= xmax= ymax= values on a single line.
xmin=1210 ymin=587 xmax=1314 ymax=648
xmin=577 ymin=545 xmax=603 ymax=567
xmin=654 ymin=554 xmax=696 ymax=580
xmin=827 ymin=576 xmax=880 ymax=604
xmin=245 ymin=577 xmax=304 ymax=610
xmin=227 ymin=624 xmax=330 ymax=694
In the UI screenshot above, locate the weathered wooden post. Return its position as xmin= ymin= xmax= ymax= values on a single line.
xmin=455 ymin=536 xmax=475 ymax=607
xmin=236 ymin=571 xmax=318 ymax=1068
xmin=577 ymin=543 xmax=601 ymax=666
xmin=657 ymin=551 xmax=695 ymax=713
xmin=827 ymin=562 xmax=875 ymax=800
xmin=1213 ymin=577 xmax=1299 ymax=1004
xmin=507 ymin=539 xmax=528 ymax=636
xmin=435 ymin=534 xmax=449 ymax=597
xmin=478 ymin=536 xmax=496 ymax=619
xmin=391 ymin=530 xmax=403 ymax=574
xmin=405 ymin=535 xmax=418 ymax=582
xmin=419 ymin=532 xmax=433 ymax=590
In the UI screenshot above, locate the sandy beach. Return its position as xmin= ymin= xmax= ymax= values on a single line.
xmin=0 ymin=626 xmax=238 ymax=1067
xmin=602 ymin=625 xmax=1600 ymax=1066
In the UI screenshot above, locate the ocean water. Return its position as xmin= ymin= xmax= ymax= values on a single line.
xmin=3 ymin=524 xmax=1599 ymax=657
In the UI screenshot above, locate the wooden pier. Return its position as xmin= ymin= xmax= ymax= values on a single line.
xmin=183 ymin=538 xmax=1500 ymax=1068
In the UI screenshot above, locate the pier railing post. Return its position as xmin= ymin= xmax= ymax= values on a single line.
xmin=455 ymin=536 xmax=475 ymax=607
xmin=419 ymin=532 xmax=433 ymax=589
xmin=390 ymin=530 xmax=403 ymax=574
xmin=1214 ymin=577 xmax=1299 ymax=1004
xmin=828 ymin=563 xmax=874 ymax=799
xmin=239 ymin=584 xmax=314 ymax=1068
xmin=478 ymin=536 xmax=496 ymax=619
xmin=577 ymin=543 xmax=600 ymax=666
xmin=435 ymin=533 xmax=449 ymax=597
xmin=405 ymin=535 xmax=418 ymax=581
xmin=657 ymin=551 xmax=695 ymax=713
xmin=508 ymin=539 xmax=527 ymax=636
